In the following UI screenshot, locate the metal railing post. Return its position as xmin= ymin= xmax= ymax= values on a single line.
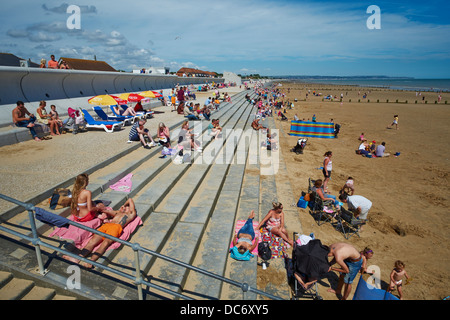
xmin=132 ymin=243 xmax=143 ymax=300
xmin=27 ymin=208 xmax=48 ymax=275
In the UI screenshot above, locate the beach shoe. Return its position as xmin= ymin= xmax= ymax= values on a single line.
xmin=143 ymin=145 xmax=151 ymax=149
xmin=149 ymin=141 xmax=157 ymax=147
xmin=127 ymin=140 xmax=133 ymax=143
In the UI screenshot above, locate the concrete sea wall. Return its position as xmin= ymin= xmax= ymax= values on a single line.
xmin=0 ymin=66 xmax=222 ymax=127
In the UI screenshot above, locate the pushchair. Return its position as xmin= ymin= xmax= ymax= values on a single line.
xmin=63 ymin=107 xmax=86 ymax=134
xmin=285 ymin=232 xmax=328 ymax=300
xmin=290 ymin=138 xmax=307 ymax=154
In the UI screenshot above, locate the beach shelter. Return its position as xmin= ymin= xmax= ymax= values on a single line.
xmin=352 ymin=275 xmax=399 ymax=300
xmin=289 ymin=121 xmax=335 ymax=139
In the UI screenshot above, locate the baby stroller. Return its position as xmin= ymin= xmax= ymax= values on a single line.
xmin=285 ymin=232 xmax=328 ymax=300
xmin=63 ymin=107 xmax=86 ymax=134
xmin=290 ymin=138 xmax=307 ymax=154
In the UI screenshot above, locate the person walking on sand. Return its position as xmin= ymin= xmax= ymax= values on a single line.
xmin=322 ymin=151 xmax=333 ymax=192
xmin=387 ymin=115 xmax=399 ymax=130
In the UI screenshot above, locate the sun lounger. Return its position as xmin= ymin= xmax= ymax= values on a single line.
xmin=119 ymin=104 xmax=154 ymax=119
xmin=109 ymin=105 xmax=142 ymax=123
xmin=92 ymin=106 xmax=132 ymax=125
xmin=81 ymin=109 xmax=123 ymax=133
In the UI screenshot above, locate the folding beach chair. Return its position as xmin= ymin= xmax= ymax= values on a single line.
xmin=285 ymin=232 xmax=325 ymax=300
xmin=309 ymin=191 xmax=337 ymax=226
xmin=81 ymin=109 xmax=123 ymax=133
xmin=92 ymin=106 xmax=131 ymax=125
xmin=334 ymin=207 xmax=366 ymax=239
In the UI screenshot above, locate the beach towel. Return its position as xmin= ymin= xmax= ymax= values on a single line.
xmin=35 ymin=207 xmax=70 ymax=228
xmin=229 ymin=220 xmax=261 ymax=255
xmin=289 ymin=121 xmax=335 ymax=139
xmin=49 ymin=213 xmax=143 ymax=252
xmin=109 ymin=173 xmax=133 ymax=193
xmin=49 ymin=214 xmax=103 ymax=246
xmin=260 ymin=226 xmax=288 ymax=259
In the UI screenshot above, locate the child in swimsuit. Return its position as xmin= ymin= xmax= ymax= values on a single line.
xmin=387 ymin=260 xmax=410 ymax=300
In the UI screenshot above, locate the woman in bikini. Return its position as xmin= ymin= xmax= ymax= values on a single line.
xmin=232 ymin=210 xmax=259 ymax=254
xmin=258 ymin=202 xmax=293 ymax=246
xmin=70 ymin=173 xmax=102 ymax=222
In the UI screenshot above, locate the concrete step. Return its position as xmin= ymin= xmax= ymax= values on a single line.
xmin=0 ymin=270 xmax=77 ymax=300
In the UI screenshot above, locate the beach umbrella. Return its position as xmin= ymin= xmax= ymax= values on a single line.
xmin=118 ymin=93 xmax=145 ymax=102
xmin=88 ymin=95 xmax=127 ymax=106
xmin=140 ymin=90 xmax=162 ymax=98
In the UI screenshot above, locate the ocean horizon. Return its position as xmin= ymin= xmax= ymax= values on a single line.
xmin=277 ymin=77 xmax=450 ymax=92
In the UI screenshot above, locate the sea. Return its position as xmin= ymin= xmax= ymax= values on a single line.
xmin=283 ymin=78 xmax=450 ymax=93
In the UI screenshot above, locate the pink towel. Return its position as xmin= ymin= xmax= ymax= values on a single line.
xmin=110 ymin=173 xmax=133 ymax=193
xmin=50 ymin=214 xmax=143 ymax=252
xmin=49 ymin=215 xmax=102 ymax=246
xmin=229 ymin=220 xmax=261 ymax=254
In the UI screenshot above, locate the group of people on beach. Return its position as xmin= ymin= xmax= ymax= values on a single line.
xmin=12 ymin=100 xmax=66 ymax=141
xmin=233 ymin=83 xmax=411 ymax=300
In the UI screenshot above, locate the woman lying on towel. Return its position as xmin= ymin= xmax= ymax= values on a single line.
xmin=71 ymin=174 xmax=106 ymax=222
xmin=232 ymin=210 xmax=259 ymax=254
xmin=258 ymin=202 xmax=294 ymax=247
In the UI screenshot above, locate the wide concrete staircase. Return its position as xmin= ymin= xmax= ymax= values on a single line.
xmin=0 ymin=87 xmax=293 ymax=300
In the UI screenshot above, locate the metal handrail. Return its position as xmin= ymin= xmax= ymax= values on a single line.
xmin=0 ymin=193 xmax=283 ymax=300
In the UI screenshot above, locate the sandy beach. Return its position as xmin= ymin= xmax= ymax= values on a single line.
xmin=0 ymin=82 xmax=449 ymax=300
xmin=272 ymin=82 xmax=450 ymax=300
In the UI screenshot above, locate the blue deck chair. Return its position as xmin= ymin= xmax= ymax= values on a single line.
xmin=119 ymin=104 xmax=154 ymax=119
xmin=92 ymin=106 xmax=131 ymax=125
xmin=109 ymin=105 xmax=142 ymax=123
xmin=81 ymin=109 xmax=123 ymax=133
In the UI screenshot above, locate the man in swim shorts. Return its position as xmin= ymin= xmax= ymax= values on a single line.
xmin=327 ymin=242 xmax=363 ymax=300
xmin=64 ymin=198 xmax=137 ymax=268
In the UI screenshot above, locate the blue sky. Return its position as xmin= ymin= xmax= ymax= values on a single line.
xmin=1 ymin=0 xmax=449 ymax=78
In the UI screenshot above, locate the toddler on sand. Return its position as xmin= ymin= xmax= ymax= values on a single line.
xmin=387 ymin=260 xmax=410 ymax=300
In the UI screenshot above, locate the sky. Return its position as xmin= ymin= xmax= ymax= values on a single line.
xmin=1 ymin=0 xmax=449 ymax=78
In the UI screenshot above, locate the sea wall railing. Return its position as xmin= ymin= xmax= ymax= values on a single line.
xmin=0 ymin=193 xmax=282 ymax=301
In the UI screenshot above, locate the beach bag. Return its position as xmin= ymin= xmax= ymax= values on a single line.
xmin=297 ymin=196 xmax=308 ymax=209
xmin=49 ymin=188 xmax=72 ymax=210
xmin=258 ymin=241 xmax=272 ymax=262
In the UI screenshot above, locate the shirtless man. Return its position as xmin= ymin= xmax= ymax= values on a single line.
xmin=12 ymin=101 xmax=41 ymax=141
xmin=64 ymin=198 xmax=137 ymax=268
xmin=327 ymin=242 xmax=363 ymax=300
